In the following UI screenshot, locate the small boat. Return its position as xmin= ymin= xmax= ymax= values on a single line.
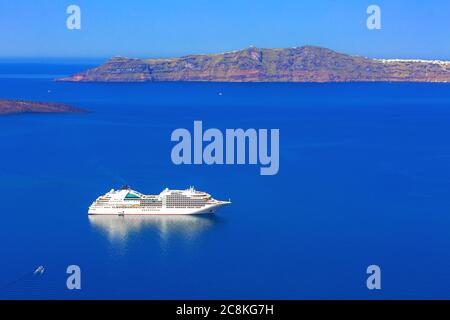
xmin=33 ymin=266 xmax=45 ymax=275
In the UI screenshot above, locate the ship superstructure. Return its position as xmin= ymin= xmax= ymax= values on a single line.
xmin=88 ymin=186 xmax=230 ymax=215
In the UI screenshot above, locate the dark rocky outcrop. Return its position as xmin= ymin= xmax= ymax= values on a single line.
xmin=0 ymin=99 xmax=86 ymax=115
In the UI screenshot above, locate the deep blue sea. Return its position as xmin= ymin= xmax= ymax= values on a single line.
xmin=1 ymin=62 xmax=450 ymax=299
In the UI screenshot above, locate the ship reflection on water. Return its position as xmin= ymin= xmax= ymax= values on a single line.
xmin=88 ymin=215 xmax=217 ymax=243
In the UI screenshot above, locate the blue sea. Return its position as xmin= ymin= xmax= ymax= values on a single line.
xmin=1 ymin=62 xmax=450 ymax=299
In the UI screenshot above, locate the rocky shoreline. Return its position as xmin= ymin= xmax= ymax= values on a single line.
xmin=58 ymin=46 xmax=450 ymax=83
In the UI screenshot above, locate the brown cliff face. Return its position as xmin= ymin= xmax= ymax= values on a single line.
xmin=0 ymin=99 xmax=86 ymax=115
xmin=58 ymin=46 xmax=450 ymax=83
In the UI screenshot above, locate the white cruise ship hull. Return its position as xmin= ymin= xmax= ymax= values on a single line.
xmin=88 ymin=202 xmax=228 ymax=216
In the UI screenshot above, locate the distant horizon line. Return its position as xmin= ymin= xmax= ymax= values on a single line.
xmin=0 ymin=45 xmax=449 ymax=62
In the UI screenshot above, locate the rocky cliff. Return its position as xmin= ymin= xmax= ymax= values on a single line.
xmin=58 ymin=46 xmax=450 ymax=83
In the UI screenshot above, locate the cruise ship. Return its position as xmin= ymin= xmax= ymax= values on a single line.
xmin=88 ymin=186 xmax=231 ymax=215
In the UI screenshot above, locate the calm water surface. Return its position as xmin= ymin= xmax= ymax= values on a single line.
xmin=1 ymin=63 xmax=450 ymax=299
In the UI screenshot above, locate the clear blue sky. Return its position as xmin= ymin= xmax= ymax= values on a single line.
xmin=1 ymin=0 xmax=449 ymax=59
